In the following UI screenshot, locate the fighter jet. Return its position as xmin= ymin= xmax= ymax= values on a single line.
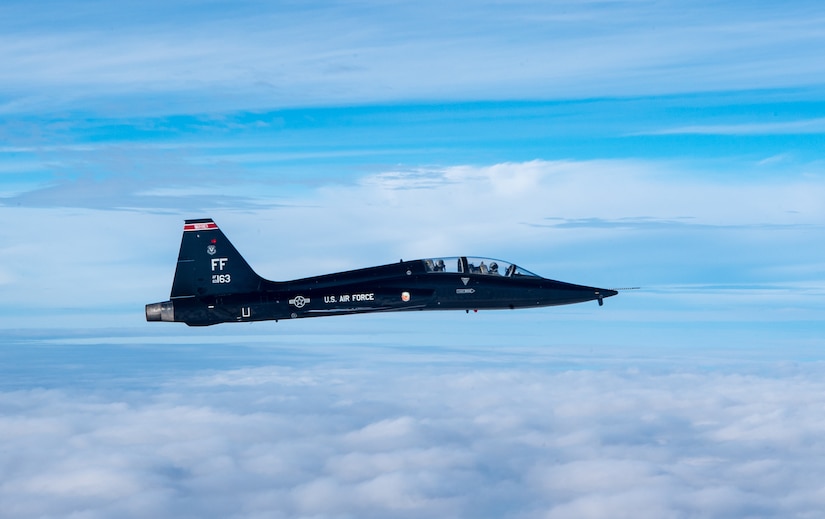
xmin=146 ymin=218 xmax=618 ymax=326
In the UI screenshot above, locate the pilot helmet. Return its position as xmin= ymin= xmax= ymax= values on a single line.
xmin=490 ymin=262 xmax=498 ymax=271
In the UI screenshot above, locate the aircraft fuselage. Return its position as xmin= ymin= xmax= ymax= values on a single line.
xmin=145 ymin=219 xmax=617 ymax=326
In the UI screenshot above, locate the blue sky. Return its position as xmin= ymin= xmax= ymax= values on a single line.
xmin=1 ymin=1 xmax=825 ymax=517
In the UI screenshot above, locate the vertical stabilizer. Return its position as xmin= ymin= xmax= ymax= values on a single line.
xmin=170 ymin=218 xmax=263 ymax=298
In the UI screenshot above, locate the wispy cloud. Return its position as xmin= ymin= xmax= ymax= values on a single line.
xmin=2 ymin=1 xmax=825 ymax=115
xmin=533 ymin=216 xmax=825 ymax=231
xmin=10 ymin=157 xmax=823 ymax=222
xmin=637 ymin=117 xmax=825 ymax=136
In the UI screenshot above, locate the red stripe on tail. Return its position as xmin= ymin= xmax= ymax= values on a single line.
xmin=183 ymin=222 xmax=219 ymax=231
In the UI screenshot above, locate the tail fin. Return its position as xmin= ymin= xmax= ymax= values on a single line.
xmin=170 ymin=218 xmax=263 ymax=298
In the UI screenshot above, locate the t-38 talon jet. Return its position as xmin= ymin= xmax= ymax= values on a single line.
xmin=146 ymin=218 xmax=618 ymax=326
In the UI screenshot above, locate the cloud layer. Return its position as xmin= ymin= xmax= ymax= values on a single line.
xmin=3 ymin=336 xmax=825 ymax=518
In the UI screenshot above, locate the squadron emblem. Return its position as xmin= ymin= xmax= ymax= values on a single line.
xmin=207 ymin=244 xmax=217 ymax=255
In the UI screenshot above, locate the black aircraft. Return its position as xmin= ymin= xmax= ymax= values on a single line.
xmin=146 ymin=218 xmax=618 ymax=326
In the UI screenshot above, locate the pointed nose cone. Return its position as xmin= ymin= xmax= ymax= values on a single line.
xmin=547 ymin=282 xmax=620 ymax=307
xmin=595 ymin=288 xmax=619 ymax=306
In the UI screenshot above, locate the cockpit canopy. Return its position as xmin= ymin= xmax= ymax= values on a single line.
xmin=422 ymin=257 xmax=540 ymax=278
